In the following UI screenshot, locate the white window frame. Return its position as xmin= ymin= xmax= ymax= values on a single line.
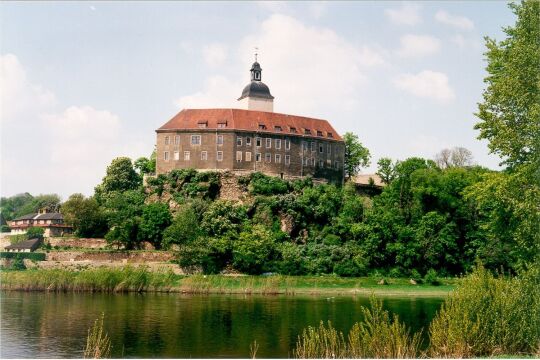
xmin=256 ymin=153 xmax=262 ymax=162
xmin=191 ymin=135 xmax=201 ymax=145
xmin=164 ymin=136 xmax=170 ymax=145
xmin=217 ymin=135 xmax=224 ymax=145
xmin=311 ymin=142 xmax=315 ymax=152
xmin=246 ymin=151 xmax=252 ymax=162
xmin=319 ymin=159 xmax=324 ymax=168
xmin=285 ymin=154 xmax=291 ymax=165
xmin=265 ymin=153 xmax=271 ymax=163
xmin=217 ymin=151 xmax=223 ymax=162
xmin=319 ymin=144 xmax=324 ymax=153
xmin=164 ymin=151 xmax=169 ymax=161
xmin=201 ymin=151 xmax=208 ymax=161
xmin=302 ymin=141 xmax=308 ymax=151
xmin=174 ymin=135 xmax=180 ymax=145
xmin=184 ymin=151 xmax=190 ymax=161
xmin=275 ymin=154 xmax=281 ymax=163
xmin=285 ymin=139 xmax=290 ymax=151
xmin=174 ymin=151 xmax=179 ymax=161
xmin=237 ymin=136 xmax=242 ymax=146
xmin=275 ymin=139 xmax=281 ymax=149
xmin=256 ymin=137 xmax=262 ymax=147
xmin=236 ymin=151 xmax=242 ymax=162
xmin=265 ymin=138 xmax=272 ymax=149
xmin=246 ymin=137 xmax=252 ymax=146
xmin=311 ymin=158 xmax=315 ymax=166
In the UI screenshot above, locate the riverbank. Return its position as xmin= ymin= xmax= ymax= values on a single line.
xmin=0 ymin=267 xmax=455 ymax=297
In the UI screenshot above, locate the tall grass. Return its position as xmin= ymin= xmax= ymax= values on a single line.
xmin=293 ymin=298 xmax=421 ymax=358
xmin=429 ymin=263 xmax=540 ymax=358
xmin=84 ymin=313 xmax=111 ymax=359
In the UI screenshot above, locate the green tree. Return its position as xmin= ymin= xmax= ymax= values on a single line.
xmin=26 ymin=227 xmax=45 ymax=240
xmin=232 ymin=225 xmax=276 ymax=274
xmin=61 ymin=194 xmax=107 ymax=238
xmin=138 ymin=202 xmax=172 ymax=248
xmin=134 ymin=150 xmax=156 ymax=175
xmin=200 ymin=200 xmax=248 ymax=237
xmin=475 ymin=0 xmax=540 ymax=170
xmin=376 ymin=158 xmax=396 ymax=184
xmin=95 ymin=157 xmax=141 ymax=203
xmin=162 ymin=204 xmax=201 ymax=249
xmin=103 ymin=190 xmax=145 ymax=249
xmin=343 ymin=132 xmax=371 ymax=180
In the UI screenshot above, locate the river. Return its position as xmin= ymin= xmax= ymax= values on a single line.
xmin=1 ymin=292 xmax=443 ymax=358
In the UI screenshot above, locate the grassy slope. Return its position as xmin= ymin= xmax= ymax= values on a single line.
xmin=0 ymin=268 xmax=455 ymax=297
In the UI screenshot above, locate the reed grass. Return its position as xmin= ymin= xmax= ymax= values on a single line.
xmin=249 ymin=340 xmax=259 ymax=359
xmin=84 ymin=313 xmax=111 ymax=359
xmin=429 ymin=264 xmax=540 ymax=358
xmin=293 ymin=297 xmax=421 ymax=358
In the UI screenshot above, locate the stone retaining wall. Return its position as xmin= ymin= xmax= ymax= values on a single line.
xmin=46 ymin=237 xmax=108 ymax=249
xmin=45 ymin=250 xmax=175 ymax=263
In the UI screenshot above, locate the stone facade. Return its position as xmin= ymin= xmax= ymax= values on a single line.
xmin=156 ymin=129 xmax=345 ymax=183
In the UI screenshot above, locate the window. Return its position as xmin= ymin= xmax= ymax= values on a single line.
xmin=256 ymin=137 xmax=262 ymax=147
xmin=164 ymin=136 xmax=170 ymax=145
xmin=285 ymin=139 xmax=291 ymax=150
xmin=327 ymin=159 xmax=332 ymax=166
xmin=164 ymin=151 xmax=169 ymax=161
xmin=246 ymin=137 xmax=252 ymax=146
xmin=334 ymin=161 xmax=339 ymax=169
xmin=304 ymin=129 xmax=311 ymax=135
xmin=310 ymin=142 xmax=315 ymax=152
xmin=275 ymin=154 xmax=282 ymax=163
xmin=236 ymin=151 xmax=242 ymax=162
xmin=174 ymin=135 xmax=180 ymax=145
xmin=327 ymin=132 xmax=333 ymax=138
xmin=201 ymin=151 xmax=208 ymax=161
xmin=327 ymin=143 xmax=331 ymax=154
xmin=265 ymin=138 xmax=272 ymax=149
xmin=302 ymin=157 xmax=308 ymax=166
xmin=217 ymin=135 xmax=224 ymax=145
xmin=319 ymin=143 xmax=324 ymax=153
xmin=191 ymin=135 xmax=201 ymax=145
xmin=246 ymin=151 xmax=252 ymax=162
xmin=184 ymin=151 xmax=190 ymax=161
xmin=274 ymin=125 xmax=282 ymax=132
xmin=311 ymin=158 xmax=315 ymax=166
xmin=217 ymin=151 xmax=223 ymax=161
xmin=290 ymin=127 xmax=297 ymax=133
xmin=174 ymin=151 xmax=179 ymax=160
xmin=237 ymin=136 xmax=242 ymax=146
xmin=302 ymin=141 xmax=308 ymax=151
xmin=256 ymin=153 xmax=262 ymax=162
xmin=285 ymin=155 xmax=291 ymax=165
xmin=317 ymin=130 xmax=323 ymax=137
xmin=275 ymin=139 xmax=281 ymax=149
xmin=198 ymin=121 xmax=208 ymax=129
xmin=319 ymin=159 xmax=324 ymax=167
xmin=217 ymin=122 xmax=227 ymax=128
xmin=258 ymin=123 xmax=266 ymax=130
xmin=265 ymin=153 xmax=271 ymax=163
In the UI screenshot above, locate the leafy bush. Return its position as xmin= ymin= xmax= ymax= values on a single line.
xmin=10 ymin=255 xmax=27 ymax=270
xmin=232 ymin=225 xmax=276 ymax=274
xmin=0 ymin=252 xmax=46 ymax=261
xmin=162 ymin=204 xmax=200 ymax=249
xmin=26 ymin=226 xmax=45 ymax=239
xmin=248 ymin=172 xmax=290 ymax=195
xmin=1 ymin=225 xmax=10 ymax=233
xmin=424 ymin=268 xmax=440 ymax=285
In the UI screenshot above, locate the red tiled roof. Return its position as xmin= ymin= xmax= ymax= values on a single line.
xmin=157 ymin=109 xmax=343 ymax=141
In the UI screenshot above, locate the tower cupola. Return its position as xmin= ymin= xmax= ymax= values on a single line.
xmin=238 ymin=55 xmax=274 ymax=112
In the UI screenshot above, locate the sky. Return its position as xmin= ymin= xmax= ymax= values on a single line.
xmin=0 ymin=1 xmax=516 ymax=199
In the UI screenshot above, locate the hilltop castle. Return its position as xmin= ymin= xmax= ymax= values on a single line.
xmin=155 ymin=60 xmax=345 ymax=183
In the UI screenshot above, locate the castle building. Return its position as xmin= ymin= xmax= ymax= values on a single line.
xmin=156 ymin=60 xmax=345 ymax=183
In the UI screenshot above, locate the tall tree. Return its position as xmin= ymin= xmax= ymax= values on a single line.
xmin=343 ymin=132 xmax=371 ymax=180
xmin=95 ymin=157 xmax=141 ymax=203
xmin=435 ymin=147 xmax=474 ymax=168
xmin=376 ymin=158 xmax=397 ymax=184
xmin=61 ymin=194 xmax=107 ymax=238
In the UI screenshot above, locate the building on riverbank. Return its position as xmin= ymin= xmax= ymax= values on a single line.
xmin=8 ymin=209 xmax=72 ymax=237
xmin=155 ymin=60 xmax=345 ymax=184
xmin=4 ymin=238 xmax=42 ymax=253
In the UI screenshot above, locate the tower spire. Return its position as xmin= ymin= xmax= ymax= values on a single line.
xmin=254 ymin=47 xmax=258 ymax=62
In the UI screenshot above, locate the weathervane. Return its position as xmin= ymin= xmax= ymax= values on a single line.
xmin=254 ymin=47 xmax=259 ymax=62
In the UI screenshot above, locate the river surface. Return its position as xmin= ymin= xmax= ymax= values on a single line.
xmin=1 ymin=291 xmax=443 ymax=358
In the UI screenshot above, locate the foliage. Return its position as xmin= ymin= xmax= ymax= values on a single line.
xmin=200 ymin=200 xmax=247 ymax=237
xmin=0 ymin=193 xmax=61 ymax=220
xmin=8 ymin=255 xmax=27 ymax=270
xmin=103 ymin=190 xmax=145 ymax=249
xmin=376 ymin=158 xmax=396 ymax=184
xmin=138 ymin=202 xmax=171 ymax=248
xmin=94 ymin=157 xmax=141 ymax=203
xmin=434 ymin=147 xmax=474 ymax=168
xmin=84 ymin=313 xmax=112 ymax=359
xmin=343 ymin=132 xmax=371 ymax=179
xmin=475 ymin=0 xmax=540 ymax=170
xmin=0 ymin=252 xmax=46 ymax=261
xmin=0 ymin=225 xmax=10 ymax=233
xmin=429 ymin=263 xmax=540 ymax=358
xmin=26 ymin=227 xmax=45 ymax=240
xmin=423 ymin=269 xmax=440 ymax=286
xmin=232 ymin=225 xmax=276 ymax=274
xmin=162 ymin=204 xmax=201 ymax=249
xmin=134 ymin=150 xmax=156 ymax=175
xmin=248 ymin=172 xmax=290 ymax=195
xmin=61 ymin=194 xmax=108 ymax=238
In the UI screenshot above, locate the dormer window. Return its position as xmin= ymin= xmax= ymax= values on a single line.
xmin=258 ymin=123 xmax=267 ymax=130
xmin=197 ymin=121 xmax=208 ymax=129
xmin=304 ymin=129 xmax=311 ymax=135
xmin=274 ymin=125 xmax=282 ymax=132
xmin=217 ymin=121 xmax=227 ymax=128
xmin=317 ymin=130 xmax=323 ymax=137
xmin=327 ymin=132 xmax=333 ymax=138
xmin=290 ymin=127 xmax=297 ymax=133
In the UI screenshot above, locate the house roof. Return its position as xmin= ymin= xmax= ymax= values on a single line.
xmin=5 ymin=238 xmax=41 ymax=250
xmin=12 ymin=212 xmax=63 ymax=221
xmin=13 ymin=213 xmax=38 ymax=221
xmin=352 ymin=174 xmax=385 ymax=187
xmin=157 ymin=108 xmax=343 ymax=141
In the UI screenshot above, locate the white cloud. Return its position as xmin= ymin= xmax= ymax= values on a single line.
xmin=397 ymin=34 xmax=441 ymax=58
xmin=435 ymin=10 xmax=474 ymax=31
xmin=175 ymin=14 xmax=385 ymax=118
xmin=0 ymin=53 xmax=56 ymax=122
xmin=202 ymin=43 xmax=228 ymax=68
xmin=385 ymin=3 xmax=422 ymax=26
xmin=393 ymin=70 xmax=455 ymax=103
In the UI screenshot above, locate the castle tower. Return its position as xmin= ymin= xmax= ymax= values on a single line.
xmin=237 ymin=59 xmax=274 ymax=112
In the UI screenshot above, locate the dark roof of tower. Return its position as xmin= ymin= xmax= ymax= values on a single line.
xmin=238 ymin=81 xmax=274 ymax=101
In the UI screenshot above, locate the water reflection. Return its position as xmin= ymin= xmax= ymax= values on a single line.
xmin=1 ymin=292 xmax=443 ymax=358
